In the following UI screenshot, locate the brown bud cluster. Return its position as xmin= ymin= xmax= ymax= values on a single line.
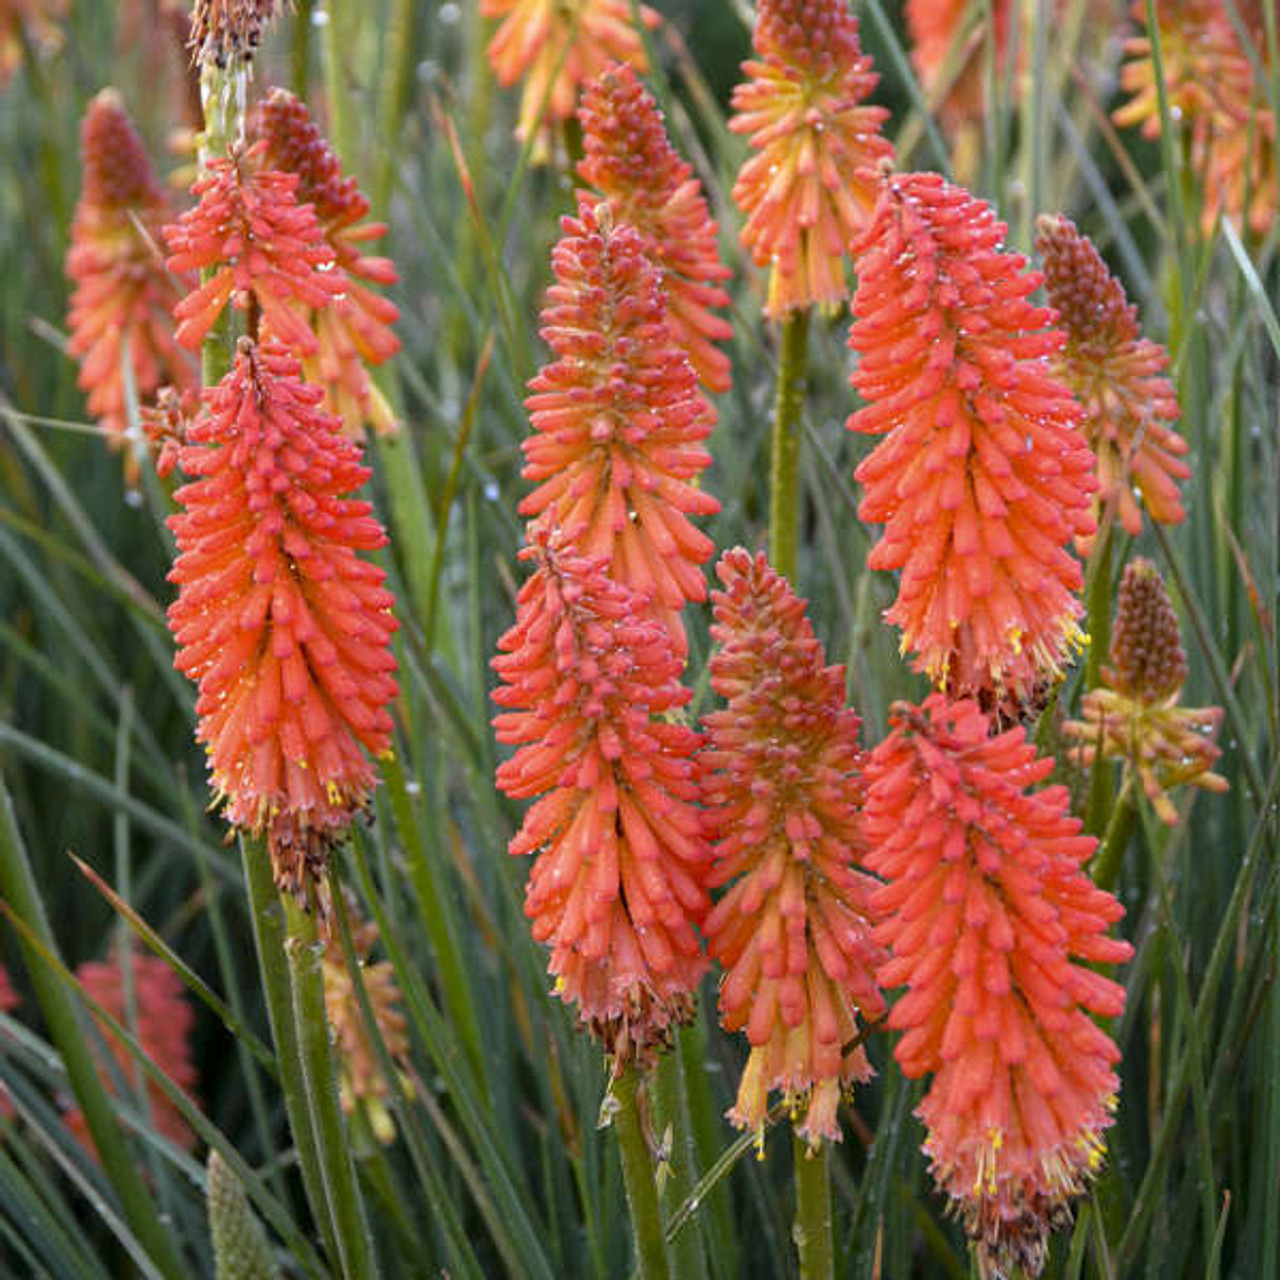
xmin=1108 ymin=558 xmax=1188 ymax=704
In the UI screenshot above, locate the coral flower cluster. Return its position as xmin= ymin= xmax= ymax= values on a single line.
xmin=864 ymin=695 xmax=1132 ymax=1278
xmin=64 ymin=951 xmax=198 ymax=1159
xmin=482 ymin=0 xmax=657 ymax=150
xmin=576 ymin=64 xmax=733 ymax=393
xmin=1064 ymin=558 xmax=1226 ymax=824
xmin=520 ymin=200 xmax=719 ymax=650
xmin=492 ymin=533 xmax=711 ymax=1065
xmin=847 ymin=170 xmax=1096 ymax=713
xmin=1036 ymin=214 xmax=1187 ymax=552
xmin=65 ymin=89 xmax=194 ymax=465
xmin=167 ymin=340 xmax=399 ymax=896
xmin=701 ymin=549 xmax=885 ymax=1145
xmin=255 ymin=88 xmax=401 ymax=436
xmin=729 ymin=0 xmax=892 ymax=317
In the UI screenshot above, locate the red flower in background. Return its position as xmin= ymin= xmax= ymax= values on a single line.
xmin=65 ymin=89 xmax=194 ymax=468
xmin=701 ymin=549 xmax=885 ymax=1145
xmin=520 ymin=200 xmax=719 ymax=651
xmin=847 ymin=170 xmax=1095 ymax=714
xmin=577 ymin=64 xmax=733 ymax=394
xmin=906 ymin=0 xmax=1013 ymax=135
xmin=64 ymin=951 xmax=197 ymax=1159
xmin=167 ymin=340 xmax=398 ymax=897
xmin=164 ymin=142 xmax=343 ymax=356
xmin=1036 ymin=214 xmax=1187 ymax=552
xmin=0 ymin=967 xmax=18 ymax=1120
xmin=256 ymin=88 xmax=401 ymax=436
xmin=492 ymin=532 xmax=710 ymax=1065
xmin=729 ymin=0 xmax=892 ymax=318
xmin=864 ymin=696 xmax=1132 ymax=1278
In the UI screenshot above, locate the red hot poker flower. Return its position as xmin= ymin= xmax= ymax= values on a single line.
xmin=164 ymin=142 xmax=344 ymax=357
xmin=256 ymin=88 xmax=401 ymax=437
xmin=1036 ymin=214 xmax=1187 ymax=552
xmin=492 ymin=531 xmax=710 ymax=1066
xmin=864 ymin=695 xmax=1132 ymax=1278
xmin=521 ymin=200 xmax=719 ymax=650
xmin=577 ymin=64 xmax=733 ymax=394
xmin=65 ymin=90 xmax=195 ymax=462
xmin=701 ymin=549 xmax=885 ymax=1146
xmin=729 ymin=0 xmax=893 ymax=318
xmin=168 ymin=340 xmax=398 ymax=897
xmin=848 ymin=171 xmax=1096 ymax=714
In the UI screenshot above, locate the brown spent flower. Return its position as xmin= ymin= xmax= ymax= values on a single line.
xmin=189 ymin=0 xmax=279 ymax=68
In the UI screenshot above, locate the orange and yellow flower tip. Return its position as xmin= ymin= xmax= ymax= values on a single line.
xmin=863 ymin=695 xmax=1133 ymax=1278
xmin=164 ymin=141 xmax=344 ymax=358
xmin=492 ymin=530 xmax=710 ymax=1067
xmin=0 ymin=0 xmax=65 ymax=87
xmin=482 ymin=0 xmax=658 ymax=152
xmin=701 ymin=549 xmax=886 ymax=1146
xmin=255 ymin=88 xmax=401 ymax=437
xmin=64 ymin=951 xmax=198 ymax=1159
xmin=1036 ymin=214 xmax=1187 ymax=552
xmin=520 ymin=198 xmax=719 ymax=652
xmin=65 ymin=89 xmax=195 ymax=466
xmin=167 ymin=339 xmax=399 ymax=899
xmin=1064 ymin=558 xmax=1226 ymax=825
xmin=847 ymin=170 xmax=1096 ymax=715
xmin=189 ymin=0 xmax=279 ymax=68
xmin=728 ymin=0 xmax=892 ymax=319
xmin=577 ymin=64 xmax=733 ymax=394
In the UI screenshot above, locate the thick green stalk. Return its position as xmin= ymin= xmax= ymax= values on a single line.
xmin=293 ymin=0 xmax=315 ymax=96
xmin=0 ymin=775 xmax=188 ymax=1280
xmin=612 ymin=1066 xmax=673 ymax=1280
xmin=792 ymin=1135 xmax=835 ymax=1280
xmin=649 ymin=1045 xmax=708 ymax=1280
xmin=1091 ymin=779 xmax=1139 ymax=893
xmin=769 ymin=310 xmax=811 ymax=581
xmin=1083 ymin=523 xmax=1114 ymax=836
xmin=321 ymin=0 xmax=356 ymax=170
xmin=372 ymin=0 xmax=415 ymax=218
xmin=198 ymin=59 xmax=242 ymax=385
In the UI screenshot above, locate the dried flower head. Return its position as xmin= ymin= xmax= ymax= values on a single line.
xmin=189 ymin=0 xmax=278 ymax=68
xmin=1064 ymin=559 xmax=1226 ymax=824
xmin=64 ymin=950 xmax=198 ymax=1159
xmin=0 ymin=0 xmax=66 ymax=86
xmin=701 ymin=549 xmax=886 ymax=1146
xmin=482 ymin=0 xmax=658 ymax=151
xmin=66 ymin=90 xmax=195 ymax=467
xmin=577 ymin=64 xmax=733 ymax=393
xmin=864 ymin=695 xmax=1132 ymax=1278
xmin=521 ymin=199 xmax=719 ymax=650
xmin=729 ymin=0 xmax=892 ymax=318
xmin=164 ymin=141 xmax=344 ymax=356
xmin=255 ymin=88 xmax=401 ymax=436
xmin=167 ymin=340 xmax=399 ymax=898
xmin=1036 ymin=214 xmax=1187 ymax=552
xmin=847 ymin=171 xmax=1096 ymax=715
xmin=492 ymin=531 xmax=710 ymax=1067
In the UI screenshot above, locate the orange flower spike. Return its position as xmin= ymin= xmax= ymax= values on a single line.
xmin=1063 ymin=559 xmax=1227 ymax=824
xmin=492 ymin=531 xmax=710 ymax=1065
xmin=1037 ymin=214 xmax=1187 ymax=552
xmin=864 ymin=695 xmax=1133 ymax=1277
xmin=521 ymin=200 xmax=719 ymax=649
xmin=256 ymin=88 xmax=401 ymax=436
xmin=577 ymin=64 xmax=733 ymax=394
xmin=482 ymin=0 xmax=658 ymax=149
xmin=701 ymin=549 xmax=886 ymax=1146
xmin=848 ymin=171 xmax=1096 ymax=711
xmin=729 ymin=0 xmax=893 ymax=318
xmin=167 ymin=339 xmax=399 ymax=897
xmin=65 ymin=90 xmax=195 ymax=456
xmin=64 ymin=952 xmax=198 ymax=1159
xmin=164 ymin=141 xmax=344 ymax=357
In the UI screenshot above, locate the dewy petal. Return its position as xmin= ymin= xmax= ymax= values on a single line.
xmin=702 ymin=549 xmax=885 ymax=1146
xmin=847 ymin=170 xmax=1095 ymax=716
xmin=167 ymin=340 xmax=399 ymax=900
xmin=863 ymin=695 xmax=1132 ymax=1277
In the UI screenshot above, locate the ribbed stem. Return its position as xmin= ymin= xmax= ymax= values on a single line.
xmin=198 ymin=59 xmax=243 ymax=386
xmin=1084 ymin=523 xmax=1114 ymax=835
xmin=321 ymin=0 xmax=356 ymax=169
xmin=1091 ymin=779 xmax=1139 ymax=893
xmin=649 ymin=1043 xmax=708 ymax=1280
xmin=372 ymin=0 xmax=415 ymax=218
xmin=792 ymin=1134 xmax=835 ymax=1280
xmin=612 ymin=1065 xmax=673 ymax=1280
xmin=293 ymin=0 xmax=315 ymax=96
xmin=769 ymin=309 xmax=811 ymax=581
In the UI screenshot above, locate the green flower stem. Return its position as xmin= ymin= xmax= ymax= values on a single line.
xmin=198 ymin=60 xmax=242 ymax=385
xmin=373 ymin=0 xmax=416 ymax=219
xmin=792 ymin=1133 xmax=835 ymax=1280
xmin=293 ymin=0 xmax=315 ymax=96
xmin=0 ymin=775 xmax=188 ymax=1280
xmin=1084 ymin=521 xmax=1114 ymax=836
xmin=612 ymin=1065 xmax=673 ymax=1280
xmin=321 ymin=0 xmax=356 ymax=170
xmin=1091 ymin=778 xmax=1139 ymax=893
xmin=769 ymin=309 xmax=811 ymax=581
xmin=649 ymin=1043 xmax=708 ymax=1280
